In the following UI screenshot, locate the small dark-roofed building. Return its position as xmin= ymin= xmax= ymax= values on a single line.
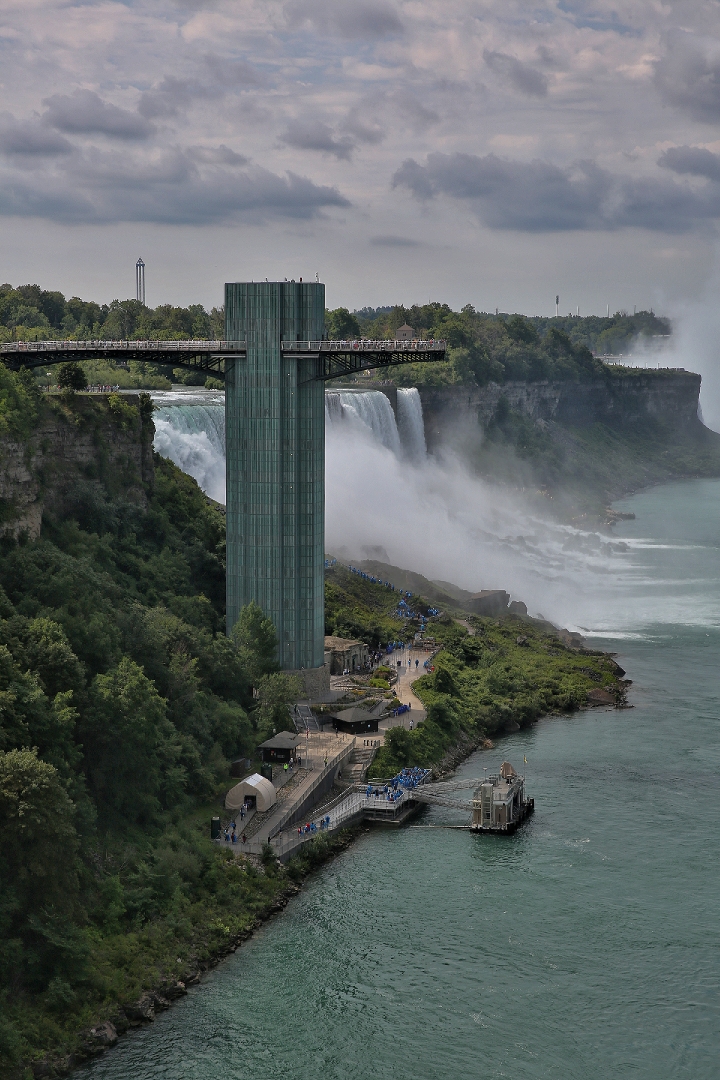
xmin=395 ymin=323 xmax=416 ymax=341
xmin=258 ymin=730 xmax=302 ymax=763
xmin=326 ymin=707 xmax=380 ymax=735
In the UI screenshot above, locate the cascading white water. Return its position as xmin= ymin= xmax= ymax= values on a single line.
xmin=396 ymin=388 xmax=427 ymax=459
xmin=326 ymin=390 xmax=402 ymax=455
xmin=152 ymin=390 xmax=226 ymax=503
xmin=152 ymin=386 xmax=425 ymax=506
xmin=151 ymin=385 xmax=631 ymax=628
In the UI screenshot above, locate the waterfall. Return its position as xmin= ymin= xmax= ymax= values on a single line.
xmin=152 ymin=390 xmax=226 ymax=503
xmin=151 ymin=386 xmax=427 ymax=505
xmin=396 ymin=388 xmax=427 ymax=459
xmin=326 ymin=390 xmax=402 ymax=455
xmin=324 ymin=389 xmax=426 ymax=459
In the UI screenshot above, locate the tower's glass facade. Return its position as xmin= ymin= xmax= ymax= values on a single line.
xmin=225 ymin=281 xmax=325 ymax=671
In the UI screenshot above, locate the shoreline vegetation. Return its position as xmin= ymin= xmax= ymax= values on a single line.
xmin=0 ymin=366 xmax=636 ymax=1080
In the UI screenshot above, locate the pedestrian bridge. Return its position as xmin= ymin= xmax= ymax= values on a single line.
xmin=0 ymin=338 xmax=446 ymax=381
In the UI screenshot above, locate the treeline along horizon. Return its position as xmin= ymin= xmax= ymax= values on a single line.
xmin=1 ymin=283 xmax=670 ymax=391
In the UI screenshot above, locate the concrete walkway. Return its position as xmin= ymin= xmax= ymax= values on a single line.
xmin=237 ymin=732 xmax=355 ymax=852
xmin=379 ymin=645 xmax=435 ymax=738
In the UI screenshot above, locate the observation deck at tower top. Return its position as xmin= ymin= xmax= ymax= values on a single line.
xmin=0 ymin=337 xmax=447 ymax=380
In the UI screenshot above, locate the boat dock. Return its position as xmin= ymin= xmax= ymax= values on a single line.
xmin=218 ymin=751 xmax=533 ymax=861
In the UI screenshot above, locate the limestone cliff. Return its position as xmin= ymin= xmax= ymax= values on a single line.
xmin=419 ymin=368 xmax=703 ymax=444
xmin=0 ymin=394 xmax=154 ymax=539
xmin=418 ymin=368 xmax=720 ymax=516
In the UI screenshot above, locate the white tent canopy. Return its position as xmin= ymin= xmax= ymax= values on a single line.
xmin=225 ymin=773 xmax=277 ymax=813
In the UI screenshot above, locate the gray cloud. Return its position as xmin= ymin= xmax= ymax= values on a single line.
xmin=192 ymin=144 xmax=250 ymax=165
xmin=392 ymin=152 xmax=720 ymax=232
xmin=0 ymin=150 xmax=350 ymax=225
xmin=284 ymin=0 xmax=403 ymax=40
xmin=658 ymin=145 xmax=720 ymax=182
xmin=139 ymin=77 xmax=212 ymax=120
xmin=654 ymin=36 xmax=720 ymax=123
xmin=369 ymin=235 xmax=420 ymax=246
xmin=342 ymin=109 xmax=384 ymax=146
xmin=0 ymin=115 xmax=73 ymax=156
xmin=388 ymin=90 xmax=440 ymax=133
xmin=280 ymin=121 xmax=355 ymax=160
xmin=139 ymin=59 xmax=265 ymax=121
xmin=42 ymin=90 xmax=154 ymax=140
xmin=203 ymin=55 xmax=267 ymax=88
xmin=483 ymin=50 xmax=548 ymax=98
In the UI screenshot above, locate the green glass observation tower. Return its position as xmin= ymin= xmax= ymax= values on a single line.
xmin=225 ymin=281 xmax=326 ymax=671
xmin=223 ymin=279 xmax=446 ymax=684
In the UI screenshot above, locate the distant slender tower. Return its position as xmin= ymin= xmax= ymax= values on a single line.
xmin=555 ymin=294 xmax=559 ymax=317
xmin=136 ymin=258 xmax=146 ymax=305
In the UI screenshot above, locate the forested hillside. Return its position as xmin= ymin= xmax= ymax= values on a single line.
xmin=0 ymin=372 xmax=300 ymax=1075
xmin=0 ymin=366 xmax=631 ymax=1073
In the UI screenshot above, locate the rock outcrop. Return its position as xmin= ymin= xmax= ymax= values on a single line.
xmin=0 ymin=394 xmax=154 ymax=539
xmin=420 ymin=369 xmax=704 ymax=444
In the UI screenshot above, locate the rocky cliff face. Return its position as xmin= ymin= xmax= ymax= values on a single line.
xmin=417 ymin=368 xmax=720 ymax=516
xmin=0 ymin=394 xmax=154 ymax=539
xmin=419 ymin=369 xmax=703 ymax=449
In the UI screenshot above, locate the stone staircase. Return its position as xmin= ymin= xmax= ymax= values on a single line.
xmin=290 ymin=705 xmax=321 ymax=733
xmin=338 ymin=743 xmax=378 ymax=786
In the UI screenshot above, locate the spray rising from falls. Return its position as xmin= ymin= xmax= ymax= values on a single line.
xmin=154 ymin=387 xmax=648 ymax=632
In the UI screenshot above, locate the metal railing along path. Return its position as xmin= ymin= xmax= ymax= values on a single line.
xmin=0 ymin=339 xmax=245 ymax=353
xmin=282 ymin=340 xmax=446 ymax=352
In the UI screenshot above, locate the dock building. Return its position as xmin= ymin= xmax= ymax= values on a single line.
xmin=471 ymin=761 xmax=534 ymax=833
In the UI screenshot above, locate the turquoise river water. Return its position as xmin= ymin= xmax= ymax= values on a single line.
xmin=78 ymin=479 xmax=720 ymax=1080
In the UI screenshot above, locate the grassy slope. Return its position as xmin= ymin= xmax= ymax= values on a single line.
xmin=322 ymin=567 xmax=623 ymax=780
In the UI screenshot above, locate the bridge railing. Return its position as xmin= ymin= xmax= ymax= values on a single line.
xmin=283 ymin=340 xmax=446 ymax=352
xmin=0 ymin=340 xmax=246 ymax=353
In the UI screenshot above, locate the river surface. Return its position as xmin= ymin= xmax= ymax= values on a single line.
xmin=78 ymin=478 xmax=720 ymax=1080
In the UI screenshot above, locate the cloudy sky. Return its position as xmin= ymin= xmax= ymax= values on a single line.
xmin=2 ymin=0 xmax=720 ymax=314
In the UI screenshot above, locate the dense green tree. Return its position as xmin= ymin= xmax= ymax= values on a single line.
xmin=253 ymin=672 xmax=303 ymax=741
xmin=326 ymin=307 xmax=361 ymax=339
xmin=81 ymin=656 xmax=183 ymax=826
xmin=231 ymin=601 xmax=279 ymax=686
xmin=56 ymin=362 xmax=87 ymax=392
xmin=0 ymin=748 xmax=85 ymax=991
